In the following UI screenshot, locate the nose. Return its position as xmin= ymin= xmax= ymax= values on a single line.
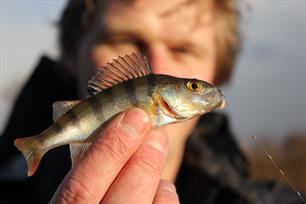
xmin=217 ymin=88 xmax=224 ymax=99
xmin=148 ymin=46 xmax=167 ymax=74
xmin=212 ymin=87 xmax=226 ymax=109
xmin=213 ymin=87 xmax=224 ymax=99
xmin=146 ymin=45 xmax=177 ymax=75
xmin=205 ymin=87 xmax=224 ymax=104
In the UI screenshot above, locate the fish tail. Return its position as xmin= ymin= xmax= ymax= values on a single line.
xmin=14 ymin=136 xmax=46 ymax=176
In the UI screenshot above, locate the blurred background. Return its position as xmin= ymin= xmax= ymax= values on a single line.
xmin=1 ymin=0 xmax=305 ymax=193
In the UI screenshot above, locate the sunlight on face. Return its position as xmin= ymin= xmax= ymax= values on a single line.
xmin=91 ymin=0 xmax=216 ymax=84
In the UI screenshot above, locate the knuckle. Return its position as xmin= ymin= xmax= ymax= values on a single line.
xmin=58 ymin=177 xmax=91 ymax=204
xmin=97 ymin=125 xmax=138 ymax=160
xmin=134 ymin=147 xmax=165 ymax=176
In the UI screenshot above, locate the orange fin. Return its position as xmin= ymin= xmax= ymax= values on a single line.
xmin=87 ymin=53 xmax=152 ymax=95
xmin=14 ymin=136 xmax=46 ymax=176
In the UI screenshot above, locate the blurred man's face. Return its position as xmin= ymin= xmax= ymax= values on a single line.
xmin=92 ymin=0 xmax=216 ymax=84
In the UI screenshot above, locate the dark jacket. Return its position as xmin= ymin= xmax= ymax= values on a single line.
xmin=0 ymin=57 xmax=303 ymax=204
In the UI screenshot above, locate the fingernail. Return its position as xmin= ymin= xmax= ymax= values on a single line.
xmin=146 ymin=131 xmax=168 ymax=153
xmin=120 ymin=108 xmax=150 ymax=134
xmin=162 ymin=181 xmax=177 ymax=194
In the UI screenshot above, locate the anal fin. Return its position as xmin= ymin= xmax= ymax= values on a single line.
xmin=69 ymin=143 xmax=92 ymax=167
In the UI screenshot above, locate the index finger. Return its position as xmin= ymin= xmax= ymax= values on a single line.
xmin=50 ymin=108 xmax=151 ymax=204
xmin=101 ymin=129 xmax=169 ymax=204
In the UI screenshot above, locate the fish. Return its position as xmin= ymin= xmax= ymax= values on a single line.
xmin=14 ymin=53 xmax=225 ymax=176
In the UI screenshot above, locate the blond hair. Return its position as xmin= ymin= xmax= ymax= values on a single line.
xmin=213 ymin=0 xmax=241 ymax=85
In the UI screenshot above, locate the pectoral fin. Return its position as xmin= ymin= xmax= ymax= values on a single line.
xmin=52 ymin=100 xmax=81 ymax=122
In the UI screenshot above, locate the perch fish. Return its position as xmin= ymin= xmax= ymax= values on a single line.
xmin=14 ymin=53 xmax=225 ymax=176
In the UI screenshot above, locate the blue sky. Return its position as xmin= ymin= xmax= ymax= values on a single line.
xmin=0 ymin=1 xmax=305 ymax=145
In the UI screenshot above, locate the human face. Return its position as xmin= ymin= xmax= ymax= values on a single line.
xmin=91 ymin=0 xmax=217 ymax=84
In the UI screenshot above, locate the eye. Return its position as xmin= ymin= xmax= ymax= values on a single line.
xmin=115 ymin=38 xmax=136 ymax=45
xmin=187 ymin=81 xmax=202 ymax=92
xmin=172 ymin=47 xmax=190 ymax=54
xmin=104 ymin=37 xmax=136 ymax=47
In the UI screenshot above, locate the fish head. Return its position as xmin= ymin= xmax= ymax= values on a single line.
xmin=154 ymin=78 xmax=225 ymax=123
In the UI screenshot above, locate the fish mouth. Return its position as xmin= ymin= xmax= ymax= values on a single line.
xmin=219 ymin=99 xmax=226 ymax=109
xmin=157 ymin=96 xmax=185 ymax=119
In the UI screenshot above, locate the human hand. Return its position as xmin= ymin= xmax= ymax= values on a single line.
xmin=50 ymin=108 xmax=179 ymax=204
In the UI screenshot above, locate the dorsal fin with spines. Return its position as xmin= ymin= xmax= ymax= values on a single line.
xmin=87 ymin=53 xmax=151 ymax=95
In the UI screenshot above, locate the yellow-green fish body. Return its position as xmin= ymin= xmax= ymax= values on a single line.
xmin=14 ymin=54 xmax=225 ymax=176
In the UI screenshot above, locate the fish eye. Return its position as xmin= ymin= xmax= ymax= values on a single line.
xmin=187 ymin=81 xmax=202 ymax=92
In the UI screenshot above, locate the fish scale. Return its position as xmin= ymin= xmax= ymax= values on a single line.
xmin=14 ymin=53 xmax=225 ymax=176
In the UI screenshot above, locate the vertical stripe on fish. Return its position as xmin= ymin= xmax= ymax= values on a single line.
xmin=67 ymin=110 xmax=81 ymax=129
xmin=125 ymin=78 xmax=138 ymax=106
xmin=52 ymin=123 xmax=63 ymax=135
xmin=147 ymin=75 xmax=156 ymax=98
xmin=87 ymin=96 xmax=103 ymax=121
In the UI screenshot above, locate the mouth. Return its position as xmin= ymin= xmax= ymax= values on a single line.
xmin=157 ymin=96 xmax=184 ymax=119
xmin=219 ymin=99 xmax=226 ymax=109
